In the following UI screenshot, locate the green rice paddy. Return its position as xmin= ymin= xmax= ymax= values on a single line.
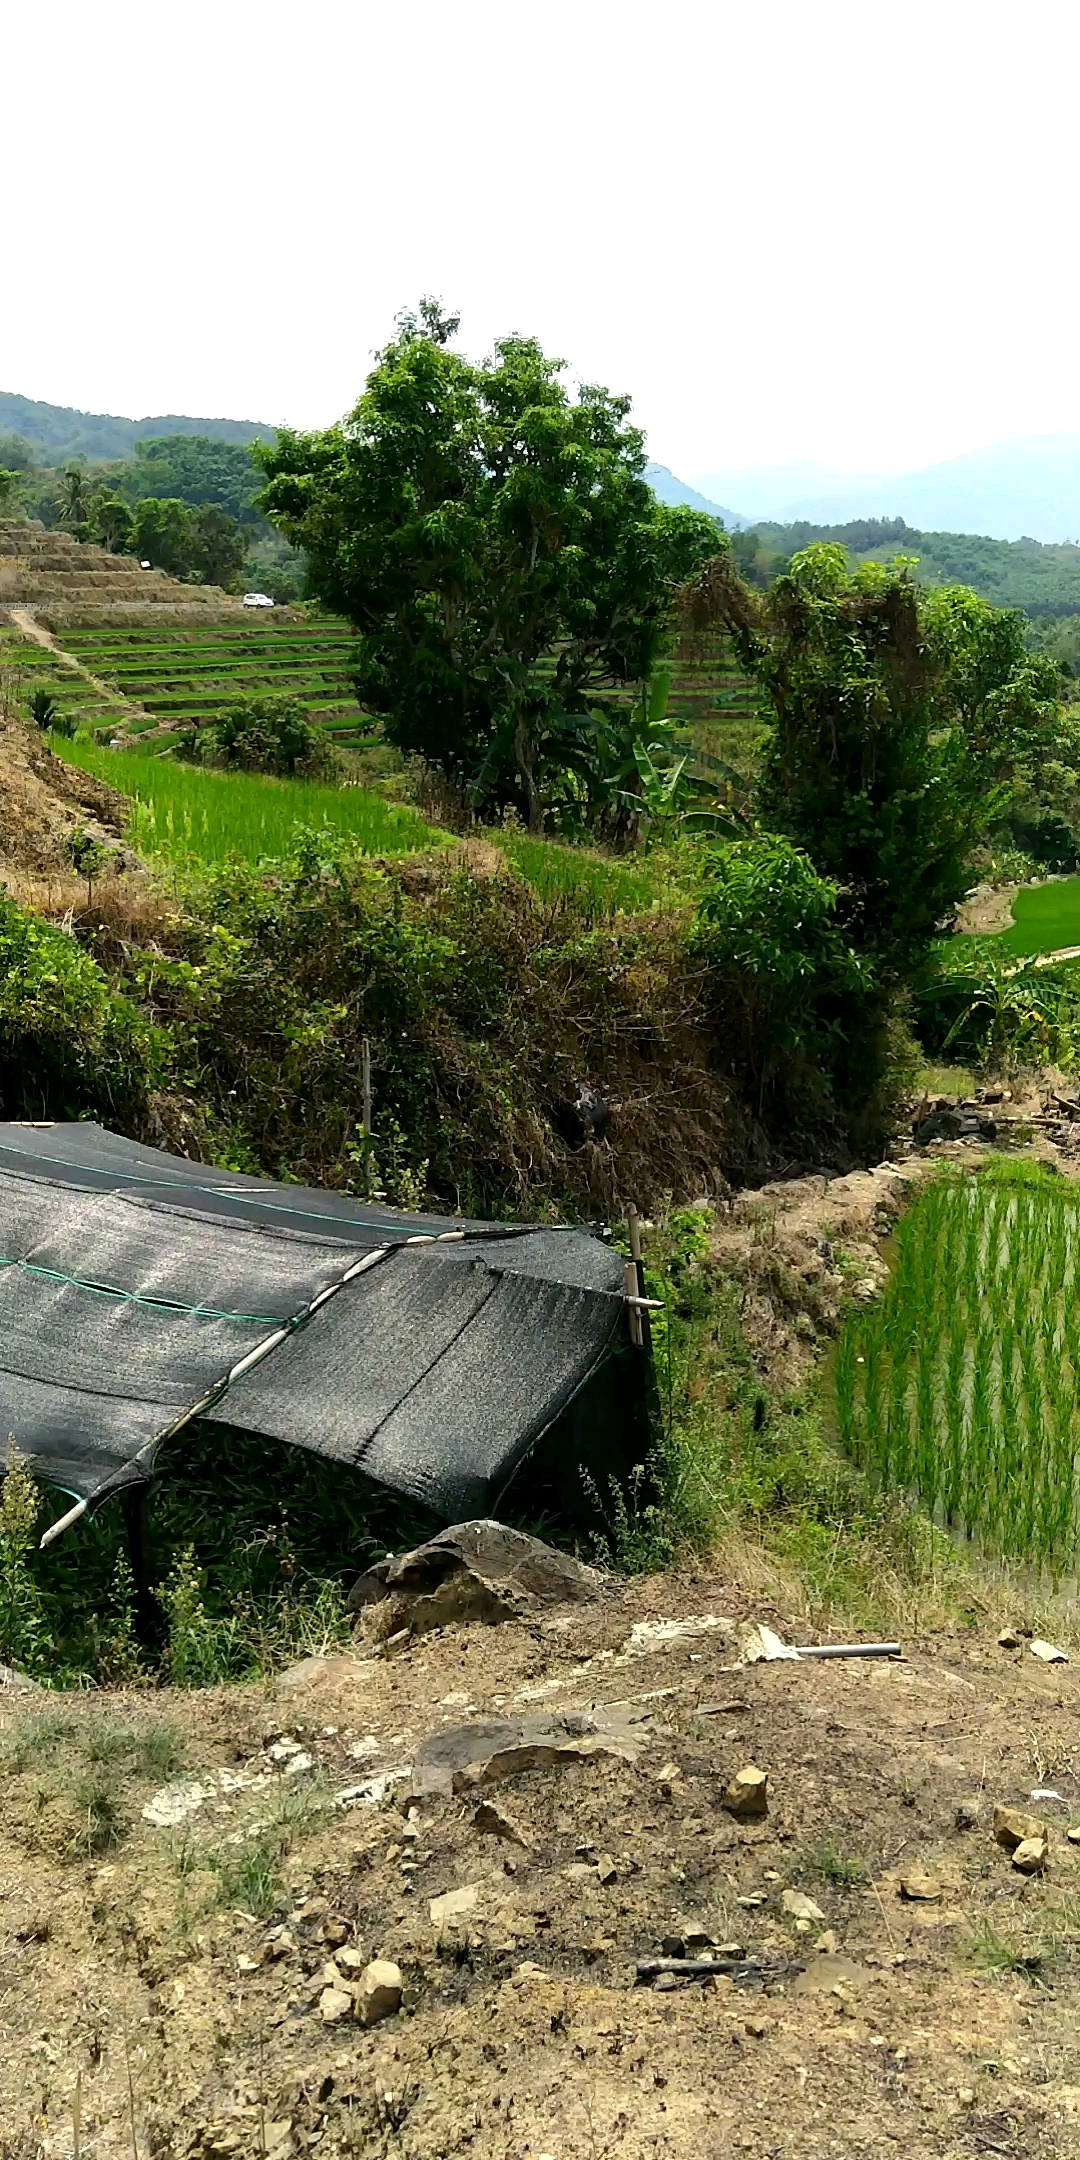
xmin=835 ymin=1165 xmax=1080 ymax=1569
xmin=51 ymin=736 xmax=446 ymax=866
xmin=994 ymin=878 xmax=1080 ymax=956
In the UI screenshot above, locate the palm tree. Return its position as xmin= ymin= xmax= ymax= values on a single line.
xmin=57 ymin=462 xmax=90 ymax=529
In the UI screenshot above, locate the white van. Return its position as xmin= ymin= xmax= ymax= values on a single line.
xmin=242 ymin=591 xmax=275 ymax=609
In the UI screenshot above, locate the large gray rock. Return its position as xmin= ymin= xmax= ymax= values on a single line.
xmin=0 ymin=1662 xmax=40 ymax=1692
xmin=347 ymin=1518 xmax=603 ymax=1633
xmin=405 ymin=1706 xmax=646 ymax=1804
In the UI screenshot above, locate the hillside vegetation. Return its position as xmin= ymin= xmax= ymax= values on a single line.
xmin=12 ymin=339 xmax=1080 ymax=2160
xmin=734 ymin=515 xmax=1080 ymax=618
xmin=0 ymin=390 xmax=272 ymax=461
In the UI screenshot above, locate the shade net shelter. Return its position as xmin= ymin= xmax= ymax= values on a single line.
xmin=0 ymin=1124 xmax=650 ymax=1523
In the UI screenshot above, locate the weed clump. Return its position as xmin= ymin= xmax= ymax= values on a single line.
xmin=0 ymin=1444 xmax=47 ymax=1676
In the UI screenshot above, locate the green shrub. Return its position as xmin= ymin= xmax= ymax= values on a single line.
xmin=691 ymin=835 xmax=874 ymax=1113
xmin=161 ymin=1546 xmax=252 ymax=1686
xmin=0 ymin=890 xmax=161 ymax=1121
xmin=28 ymin=687 xmax=59 ymax=731
xmin=189 ymin=693 xmax=339 ymax=780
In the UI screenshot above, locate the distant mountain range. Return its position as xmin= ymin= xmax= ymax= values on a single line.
xmin=0 ymin=392 xmax=274 ymax=464
xmin=644 ymin=464 xmax=747 ymax=529
xmin=689 ymin=435 xmax=1080 ymax=546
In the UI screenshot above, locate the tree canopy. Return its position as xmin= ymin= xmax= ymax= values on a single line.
xmin=686 ymin=543 xmax=1066 ymax=977
xmin=257 ymin=309 xmax=722 ymax=828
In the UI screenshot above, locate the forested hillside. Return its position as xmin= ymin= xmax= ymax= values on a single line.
xmin=0 ymin=391 xmax=273 ymax=462
xmin=733 ymin=515 xmax=1080 ymax=617
xmin=0 ymin=426 xmax=301 ymax=599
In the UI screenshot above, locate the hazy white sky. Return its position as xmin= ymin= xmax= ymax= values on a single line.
xmin=6 ymin=0 xmax=1076 ymax=479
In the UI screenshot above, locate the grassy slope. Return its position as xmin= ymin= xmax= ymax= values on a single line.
xmin=51 ymin=735 xmax=448 ymax=863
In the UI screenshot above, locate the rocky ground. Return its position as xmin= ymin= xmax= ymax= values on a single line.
xmin=6 ymin=1568 xmax=1080 ymax=2160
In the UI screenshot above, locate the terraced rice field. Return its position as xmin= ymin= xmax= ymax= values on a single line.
xmin=54 ymin=619 xmax=367 ymax=747
xmin=51 ymin=736 xmax=446 ymax=866
xmin=529 ymin=627 xmax=764 ymax=790
xmin=0 ymin=623 xmax=128 ymax=734
xmin=835 ymin=1163 xmax=1080 ymax=1570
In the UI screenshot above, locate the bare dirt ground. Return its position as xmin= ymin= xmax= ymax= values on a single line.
xmin=955 ymin=885 xmax=1020 ymax=936
xmin=6 ymin=1574 xmax=1080 ymax=2159
xmin=0 ymin=701 xmax=132 ymax=879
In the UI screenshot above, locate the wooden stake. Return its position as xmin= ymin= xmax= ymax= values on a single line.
xmin=623 ymin=1258 xmax=643 ymax=1346
xmin=362 ymin=1035 xmax=372 ymax=1136
xmin=626 ymin=1202 xmax=651 ymax=1351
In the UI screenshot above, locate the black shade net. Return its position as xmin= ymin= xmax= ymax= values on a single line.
xmin=0 ymin=1125 xmax=636 ymax=1521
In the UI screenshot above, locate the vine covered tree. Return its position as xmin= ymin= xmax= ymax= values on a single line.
xmin=684 ymin=543 xmax=1064 ymax=976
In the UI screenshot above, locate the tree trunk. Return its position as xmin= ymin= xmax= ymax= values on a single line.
xmin=514 ymin=717 xmax=542 ymax=833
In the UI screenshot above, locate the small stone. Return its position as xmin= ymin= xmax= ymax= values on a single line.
xmin=596 ymin=1853 xmax=617 ymax=1885
xmin=723 ymin=1765 xmax=769 ymax=1820
xmin=792 ymin=1954 xmax=868 ymax=1996
xmin=954 ymin=1802 xmax=980 ymax=1831
xmin=782 ymin=1889 xmax=825 ymax=1923
xmin=237 ymin=1954 xmax=261 ymax=1973
xmin=429 ymin=1883 xmax=479 ymax=1929
xmin=320 ymin=1916 xmax=350 ymax=1947
xmin=815 ymin=1930 xmax=838 ymax=1954
xmin=898 ymin=1874 xmax=942 ymax=1902
xmin=333 ymin=1945 xmax=365 ymax=1976
xmin=997 ymin=1628 xmax=1022 ymax=1650
xmin=356 ymin=1958 xmax=403 ymax=2026
xmin=1012 ymin=1836 xmax=1048 ymax=1875
xmin=653 ymin=1971 xmax=679 ymax=1992
xmin=267 ymin=1736 xmax=303 ymax=1765
xmin=957 ymin=2088 xmax=976 ymax=2109
xmin=656 ymin=1761 xmax=682 ymax=1787
xmin=744 ymin=2016 xmax=770 ymax=2038
xmin=993 ymin=1805 xmax=1048 ymax=1851
xmin=1067 ymin=1826 xmax=1080 ymax=1845
xmin=319 ymin=1986 xmax=355 ymax=2023
xmin=1030 ymin=1639 xmax=1069 ymax=1664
